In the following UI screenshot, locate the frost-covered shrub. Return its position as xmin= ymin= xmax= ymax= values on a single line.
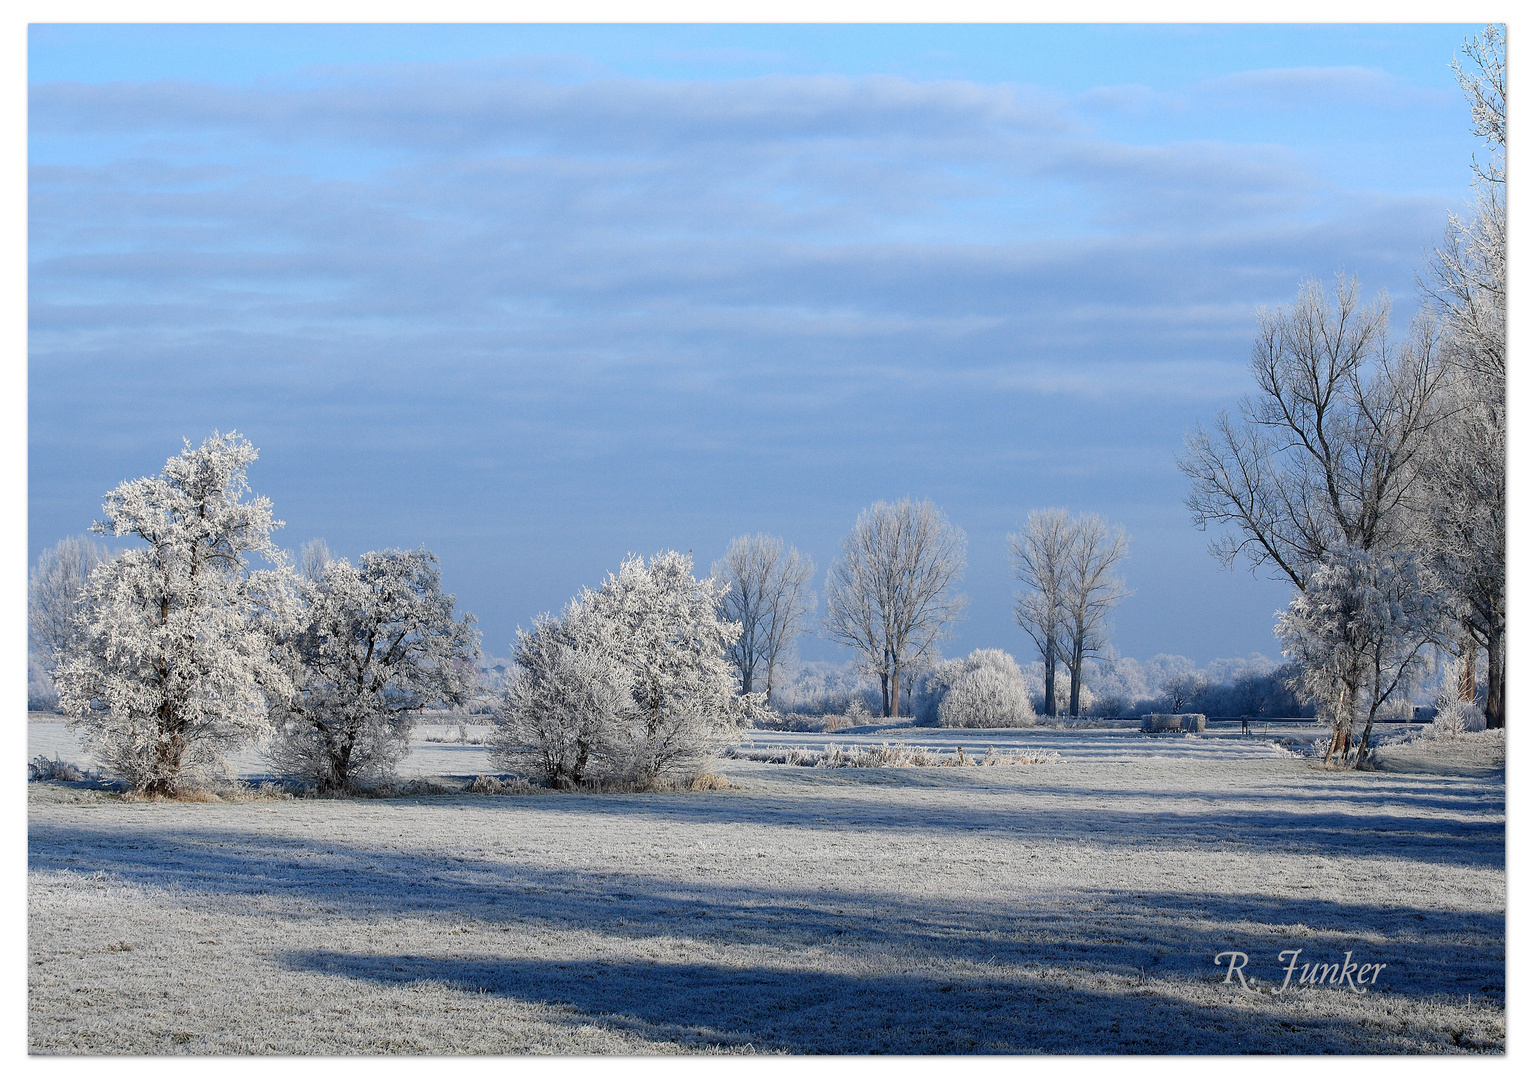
xmin=266 ymin=548 xmax=480 ymax=793
xmin=28 ymin=755 xmax=97 ymax=782
xmin=1427 ymin=701 xmax=1487 ymax=739
xmin=842 ymin=698 xmax=873 ymax=725
xmin=490 ymin=611 xmax=634 ymax=788
xmin=770 ymin=660 xmax=880 ymax=716
xmin=940 ymin=666 xmax=1036 ymax=728
xmin=491 ymin=551 xmax=760 ymax=789
xmin=921 ymin=649 xmax=1036 ymax=728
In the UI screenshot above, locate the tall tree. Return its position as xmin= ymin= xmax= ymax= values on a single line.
xmin=1415 ymin=23 xmax=1506 ymax=729
xmin=1010 ymin=508 xmax=1075 ymax=717
xmin=56 ymin=432 xmax=294 ymax=795
xmin=711 ymin=534 xmax=816 ymax=706
xmin=1058 ymin=514 xmax=1131 ymax=718
xmin=1180 ymin=275 xmax=1445 ymax=588
xmin=266 ymin=548 xmax=480 ymax=793
xmin=823 ymin=499 xmax=967 ymax=718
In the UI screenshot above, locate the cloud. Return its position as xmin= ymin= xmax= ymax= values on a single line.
xmin=1197 ymin=66 xmax=1454 ymax=111
xmin=28 ymin=56 xmax=1465 ymax=660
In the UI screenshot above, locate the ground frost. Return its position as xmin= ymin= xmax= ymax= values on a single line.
xmin=28 ymin=720 xmax=1503 ymax=1053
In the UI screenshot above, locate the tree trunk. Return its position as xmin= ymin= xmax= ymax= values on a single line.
xmin=327 ymin=731 xmax=354 ymax=793
xmin=1459 ymin=635 xmax=1477 ymax=704
xmin=1043 ymin=639 xmax=1056 ymax=718
xmin=740 ymin=666 xmax=752 ymax=696
xmin=1354 ymin=707 xmax=1378 ymax=766
xmin=1069 ymin=640 xmax=1084 ymax=718
xmin=880 ymin=659 xmax=891 ymax=719
xmin=890 ymin=665 xmax=902 ymax=719
xmin=1485 ymin=631 xmax=1504 ymax=729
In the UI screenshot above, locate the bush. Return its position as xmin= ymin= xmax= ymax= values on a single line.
xmin=490 ymin=551 xmax=759 ymax=789
xmin=1426 ymin=701 xmax=1486 ymax=739
xmin=921 ymin=649 xmax=1036 ymax=728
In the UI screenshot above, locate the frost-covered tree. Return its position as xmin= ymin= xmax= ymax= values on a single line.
xmin=823 ymin=499 xmax=967 ymax=718
xmin=1058 ymin=514 xmax=1131 ymax=718
xmin=27 ymin=534 xmax=111 ymax=709
xmin=1276 ymin=546 xmax=1445 ymax=765
xmin=266 ymin=548 xmax=480 ymax=793
xmin=492 ymin=551 xmax=756 ymax=787
xmin=56 ymin=432 xmax=294 ymax=795
xmin=1010 ymin=508 xmax=1074 ymax=717
xmin=711 ymin=534 xmax=816 ymax=706
xmin=1414 ymin=24 xmax=1506 ymax=729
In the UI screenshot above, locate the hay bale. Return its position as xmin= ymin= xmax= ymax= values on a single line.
xmin=1141 ymin=713 xmax=1207 ymax=733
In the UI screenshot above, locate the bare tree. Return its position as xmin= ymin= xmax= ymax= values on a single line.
xmin=299 ymin=537 xmax=333 ymax=582
xmin=1180 ymin=274 xmax=1445 ymax=590
xmin=1058 ymin=514 xmax=1131 ymax=717
xmin=1162 ymin=672 xmax=1207 ymax=714
xmin=822 ymin=498 xmax=967 ymax=718
xmin=1010 ymin=509 xmax=1075 ymax=717
xmin=711 ymin=534 xmax=816 ymax=706
xmin=28 ymin=534 xmax=111 ymax=676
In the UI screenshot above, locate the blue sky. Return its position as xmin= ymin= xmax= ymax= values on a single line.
xmin=28 ymin=23 xmax=1483 ymax=666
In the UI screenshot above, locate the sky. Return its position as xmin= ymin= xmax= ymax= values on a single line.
xmin=27 ymin=22 xmax=1484 ymax=667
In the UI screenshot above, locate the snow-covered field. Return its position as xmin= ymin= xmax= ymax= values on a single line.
xmin=28 ymin=715 xmax=1504 ymax=1054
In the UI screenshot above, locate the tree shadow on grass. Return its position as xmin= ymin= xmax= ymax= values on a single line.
xmin=30 ymin=817 xmax=1503 ymax=1009
xmin=278 ymin=947 xmax=1490 ymax=1054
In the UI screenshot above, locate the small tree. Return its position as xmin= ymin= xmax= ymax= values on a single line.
xmin=1058 ymin=514 xmax=1131 ymax=717
xmin=1276 ymin=546 xmax=1445 ymax=766
xmin=56 ymin=432 xmax=293 ymax=795
xmin=1010 ymin=509 xmax=1074 ymax=718
xmin=823 ymin=499 xmax=967 ymax=718
xmin=28 ymin=534 xmax=111 ymax=709
xmin=267 ymin=548 xmax=480 ymax=793
xmin=711 ymin=534 xmax=816 ymax=706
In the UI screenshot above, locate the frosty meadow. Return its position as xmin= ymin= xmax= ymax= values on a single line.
xmin=26 ymin=22 xmax=1506 ymax=1059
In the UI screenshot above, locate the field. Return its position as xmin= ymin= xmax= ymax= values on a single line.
xmin=28 ymin=717 xmax=1505 ymax=1054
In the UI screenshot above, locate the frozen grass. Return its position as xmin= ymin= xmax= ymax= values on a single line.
xmin=728 ymin=742 xmax=1059 ymax=768
xmin=27 ymin=715 xmax=1504 ymax=1054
